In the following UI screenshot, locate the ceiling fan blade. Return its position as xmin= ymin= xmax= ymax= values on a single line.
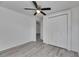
xmin=34 ymin=12 xmax=37 ymax=15
xmin=32 ymin=1 xmax=38 ymax=8
xmin=24 ymin=8 xmax=36 ymax=10
xmin=41 ymin=8 xmax=51 ymax=10
xmin=40 ymin=11 xmax=46 ymax=15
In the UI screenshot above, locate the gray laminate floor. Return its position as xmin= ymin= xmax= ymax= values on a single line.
xmin=0 ymin=41 xmax=78 ymax=57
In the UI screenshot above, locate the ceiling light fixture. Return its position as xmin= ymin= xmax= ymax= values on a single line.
xmin=36 ymin=10 xmax=40 ymax=14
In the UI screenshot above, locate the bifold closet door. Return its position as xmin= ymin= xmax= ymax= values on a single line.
xmin=43 ymin=13 xmax=71 ymax=49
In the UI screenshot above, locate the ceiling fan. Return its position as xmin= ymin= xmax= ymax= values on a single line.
xmin=24 ymin=1 xmax=51 ymax=16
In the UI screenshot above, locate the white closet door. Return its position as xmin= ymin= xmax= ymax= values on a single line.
xmin=43 ymin=11 xmax=71 ymax=49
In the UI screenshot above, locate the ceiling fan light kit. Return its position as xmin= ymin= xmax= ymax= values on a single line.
xmin=36 ymin=10 xmax=40 ymax=14
xmin=24 ymin=1 xmax=51 ymax=16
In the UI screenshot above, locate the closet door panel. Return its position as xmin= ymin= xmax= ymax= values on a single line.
xmin=43 ymin=10 xmax=71 ymax=49
xmin=48 ymin=15 xmax=68 ymax=48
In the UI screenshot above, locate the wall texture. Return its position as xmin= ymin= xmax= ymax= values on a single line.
xmin=0 ymin=7 xmax=36 ymax=51
xmin=71 ymin=6 xmax=79 ymax=53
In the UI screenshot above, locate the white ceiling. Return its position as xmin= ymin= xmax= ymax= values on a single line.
xmin=0 ymin=1 xmax=79 ymax=15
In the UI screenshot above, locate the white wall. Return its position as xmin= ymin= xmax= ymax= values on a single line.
xmin=40 ymin=17 xmax=43 ymax=40
xmin=0 ymin=7 xmax=36 ymax=51
xmin=71 ymin=6 xmax=79 ymax=53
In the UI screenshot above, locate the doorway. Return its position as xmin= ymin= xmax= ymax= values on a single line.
xmin=36 ymin=21 xmax=43 ymax=42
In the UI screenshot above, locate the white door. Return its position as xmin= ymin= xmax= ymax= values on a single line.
xmin=43 ymin=10 xmax=71 ymax=49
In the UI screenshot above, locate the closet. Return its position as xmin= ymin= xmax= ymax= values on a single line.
xmin=43 ymin=6 xmax=79 ymax=54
